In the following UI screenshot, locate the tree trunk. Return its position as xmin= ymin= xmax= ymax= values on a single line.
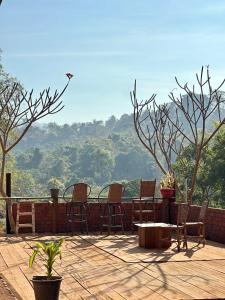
xmin=0 ymin=152 xmax=15 ymax=233
xmin=189 ymin=146 xmax=202 ymax=204
xmin=0 ymin=150 xmax=5 ymax=194
xmin=6 ymin=197 xmax=15 ymax=233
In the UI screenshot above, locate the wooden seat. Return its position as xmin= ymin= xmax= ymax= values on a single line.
xmin=185 ymin=200 xmax=209 ymax=246
xmin=98 ymin=183 xmax=125 ymax=234
xmin=16 ymin=202 xmax=35 ymax=234
xmin=132 ymin=179 xmax=156 ymax=232
xmin=63 ymin=183 xmax=91 ymax=234
xmin=169 ymin=203 xmax=189 ymax=251
xmin=159 ymin=203 xmax=189 ymax=251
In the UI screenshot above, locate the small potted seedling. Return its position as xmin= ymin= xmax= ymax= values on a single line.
xmin=160 ymin=172 xmax=175 ymax=198
xmin=48 ymin=177 xmax=63 ymax=199
xmin=29 ymin=239 xmax=64 ymax=300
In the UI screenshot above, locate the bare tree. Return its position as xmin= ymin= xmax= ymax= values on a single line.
xmin=131 ymin=67 xmax=225 ymax=203
xmin=0 ymin=74 xmax=73 ymax=231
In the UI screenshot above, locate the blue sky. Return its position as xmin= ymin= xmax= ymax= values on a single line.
xmin=1 ymin=0 xmax=225 ymax=124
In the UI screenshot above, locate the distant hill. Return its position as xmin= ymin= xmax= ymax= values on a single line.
xmin=9 ymin=96 xmax=225 ymax=197
xmin=14 ymin=113 xmax=134 ymax=151
xmin=15 ymin=95 xmax=225 ymax=152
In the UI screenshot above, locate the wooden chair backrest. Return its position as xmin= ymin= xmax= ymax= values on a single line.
xmin=108 ymin=183 xmax=124 ymax=203
xmin=140 ymin=180 xmax=156 ymax=199
xmin=72 ymin=183 xmax=90 ymax=203
xmin=199 ymin=200 xmax=209 ymax=222
xmin=177 ymin=203 xmax=189 ymax=226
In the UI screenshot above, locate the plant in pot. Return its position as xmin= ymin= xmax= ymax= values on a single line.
xmin=160 ymin=172 xmax=175 ymax=198
xmin=29 ymin=239 xmax=64 ymax=300
xmin=48 ymin=177 xmax=64 ymax=199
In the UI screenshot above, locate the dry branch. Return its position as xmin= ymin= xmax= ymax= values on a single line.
xmin=0 ymin=75 xmax=72 ymax=232
xmin=131 ymin=67 xmax=225 ymax=203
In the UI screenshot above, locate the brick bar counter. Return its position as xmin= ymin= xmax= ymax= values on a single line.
xmin=12 ymin=201 xmax=225 ymax=244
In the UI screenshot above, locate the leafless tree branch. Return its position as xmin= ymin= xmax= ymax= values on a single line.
xmin=131 ymin=67 xmax=225 ymax=203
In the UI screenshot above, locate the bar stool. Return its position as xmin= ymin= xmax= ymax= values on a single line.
xmin=16 ymin=201 xmax=35 ymax=234
xmin=132 ymin=179 xmax=156 ymax=232
xmin=98 ymin=183 xmax=125 ymax=234
xmin=63 ymin=183 xmax=91 ymax=234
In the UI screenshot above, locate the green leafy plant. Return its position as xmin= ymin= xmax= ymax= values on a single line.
xmin=160 ymin=172 xmax=175 ymax=189
xmin=48 ymin=177 xmax=64 ymax=190
xmin=29 ymin=239 xmax=64 ymax=278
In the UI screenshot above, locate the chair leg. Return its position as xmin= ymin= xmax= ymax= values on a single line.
xmin=100 ymin=218 xmax=103 ymax=235
xmin=100 ymin=205 xmax=103 ymax=234
xmin=83 ymin=205 xmax=88 ymax=235
xmin=131 ymin=202 xmax=135 ymax=233
xmin=183 ymin=227 xmax=188 ymax=249
xmin=80 ymin=205 xmax=83 ymax=234
xmin=196 ymin=225 xmax=201 ymax=245
xmin=202 ymin=224 xmax=206 ymax=246
xmin=85 ymin=219 xmax=89 ymax=235
xmin=66 ymin=219 xmax=70 ymax=234
xmin=119 ymin=205 xmax=124 ymax=234
xmin=108 ymin=205 xmax=111 ymax=235
xmin=177 ymin=229 xmax=181 ymax=252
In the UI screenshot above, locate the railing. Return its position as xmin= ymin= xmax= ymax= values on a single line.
xmin=0 ymin=196 xmax=52 ymax=202
xmin=0 ymin=196 xmax=164 ymax=203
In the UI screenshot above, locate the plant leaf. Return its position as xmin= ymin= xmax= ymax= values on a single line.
xmin=29 ymin=249 xmax=39 ymax=267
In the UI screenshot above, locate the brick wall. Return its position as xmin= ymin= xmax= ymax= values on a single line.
xmin=12 ymin=201 xmax=225 ymax=244
xmin=13 ymin=202 xmax=165 ymax=233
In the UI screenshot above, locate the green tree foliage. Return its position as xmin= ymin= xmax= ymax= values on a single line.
xmin=13 ymin=123 xmax=159 ymax=196
xmin=5 ymin=154 xmax=41 ymax=196
xmin=78 ymin=143 xmax=115 ymax=185
xmin=122 ymin=179 xmax=140 ymax=198
xmin=113 ymin=150 xmax=157 ymax=181
xmin=173 ymin=127 xmax=225 ymax=207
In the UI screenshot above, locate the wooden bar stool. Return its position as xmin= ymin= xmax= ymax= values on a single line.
xmin=63 ymin=183 xmax=91 ymax=234
xmin=16 ymin=202 xmax=35 ymax=234
xmin=98 ymin=183 xmax=125 ymax=235
xmin=132 ymin=179 xmax=156 ymax=232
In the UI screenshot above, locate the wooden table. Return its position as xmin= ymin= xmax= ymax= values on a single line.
xmin=135 ymin=222 xmax=172 ymax=249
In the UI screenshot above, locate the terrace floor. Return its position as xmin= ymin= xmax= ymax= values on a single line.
xmin=0 ymin=234 xmax=225 ymax=299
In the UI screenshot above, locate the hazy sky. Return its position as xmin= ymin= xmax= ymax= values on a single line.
xmin=1 ymin=0 xmax=225 ymax=124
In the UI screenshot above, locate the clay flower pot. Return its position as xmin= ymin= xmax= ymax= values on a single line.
xmin=160 ymin=188 xmax=175 ymax=198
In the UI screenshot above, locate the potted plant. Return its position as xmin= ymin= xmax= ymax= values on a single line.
xmin=48 ymin=177 xmax=64 ymax=199
xmin=29 ymin=239 xmax=64 ymax=300
xmin=160 ymin=172 xmax=175 ymax=198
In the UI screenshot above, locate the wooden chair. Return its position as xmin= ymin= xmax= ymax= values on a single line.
xmin=132 ymin=179 xmax=156 ymax=232
xmin=163 ymin=203 xmax=189 ymax=251
xmin=98 ymin=183 xmax=125 ymax=234
xmin=63 ymin=183 xmax=91 ymax=234
xmin=185 ymin=200 xmax=209 ymax=246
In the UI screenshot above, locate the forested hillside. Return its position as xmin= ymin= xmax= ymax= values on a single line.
xmin=14 ymin=115 xmax=134 ymax=151
xmin=10 ymin=114 xmax=160 ymax=197
xmin=9 ymin=102 xmax=225 ymax=206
